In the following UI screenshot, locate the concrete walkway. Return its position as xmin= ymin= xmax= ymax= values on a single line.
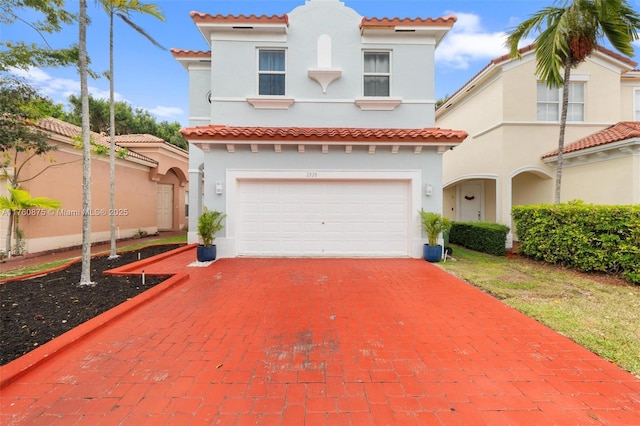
xmin=1 ymin=247 xmax=639 ymax=425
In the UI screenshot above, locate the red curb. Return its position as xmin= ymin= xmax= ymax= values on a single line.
xmin=0 ymin=259 xmax=80 ymax=283
xmin=104 ymin=243 xmax=197 ymax=276
xmin=0 ymin=243 xmax=187 ymax=284
xmin=0 ymin=271 xmax=190 ymax=389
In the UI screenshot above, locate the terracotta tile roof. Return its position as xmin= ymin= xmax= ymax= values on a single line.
xmin=189 ymin=11 xmax=288 ymax=26
xmin=169 ymin=49 xmax=210 ymax=58
xmin=113 ymin=134 xmax=166 ymax=143
xmin=360 ymin=15 xmax=457 ymax=29
xmin=181 ymin=125 xmax=467 ymax=143
xmin=34 ymin=117 xmax=158 ymax=165
xmin=542 ymin=121 xmax=640 ymax=158
xmin=35 ymin=116 xmax=100 ymax=140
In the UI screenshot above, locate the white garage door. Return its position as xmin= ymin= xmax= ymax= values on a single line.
xmin=237 ymin=180 xmax=410 ymax=256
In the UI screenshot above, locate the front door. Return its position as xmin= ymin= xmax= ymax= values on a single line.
xmin=459 ymin=183 xmax=482 ymax=222
xmin=157 ymin=184 xmax=173 ymax=230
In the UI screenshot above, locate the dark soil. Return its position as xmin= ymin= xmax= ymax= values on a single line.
xmin=0 ymin=245 xmax=179 ymax=366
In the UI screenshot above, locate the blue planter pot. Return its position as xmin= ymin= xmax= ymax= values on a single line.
xmin=423 ymin=244 xmax=442 ymax=262
xmin=197 ymin=245 xmax=217 ymax=262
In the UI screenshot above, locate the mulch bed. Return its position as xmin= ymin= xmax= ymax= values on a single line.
xmin=0 ymin=245 xmax=179 ymax=366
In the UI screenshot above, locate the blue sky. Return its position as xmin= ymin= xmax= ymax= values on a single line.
xmin=3 ymin=0 xmax=640 ymax=126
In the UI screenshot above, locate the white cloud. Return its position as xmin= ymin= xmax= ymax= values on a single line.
xmin=8 ymin=66 xmax=125 ymax=104
xmin=148 ymin=106 xmax=184 ymax=119
xmin=436 ymin=12 xmax=510 ymax=69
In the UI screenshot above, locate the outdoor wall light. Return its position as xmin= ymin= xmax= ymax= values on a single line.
xmin=215 ymin=180 xmax=223 ymax=195
xmin=425 ymin=183 xmax=433 ymax=197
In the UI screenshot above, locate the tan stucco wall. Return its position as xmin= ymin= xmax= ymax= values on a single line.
xmin=620 ymin=82 xmax=640 ymax=121
xmin=560 ymin=156 xmax=637 ymax=205
xmin=443 ymin=186 xmax=456 ymax=221
xmin=439 ymin=54 xmax=633 ymax=236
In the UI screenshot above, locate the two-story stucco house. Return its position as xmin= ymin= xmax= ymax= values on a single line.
xmin=171 ymin=0 xmax=467 ymax=258
xmin=436 ymin=45 xmax=640 ymax=247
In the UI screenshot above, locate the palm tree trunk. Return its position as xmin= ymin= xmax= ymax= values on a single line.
xmin=5 ymin=211 xmax=13 ymax=255
xmin=79 ymin=0 xmax=94 ymax=285
xmin=554 ymin=58 xmax=572 ymax=204
xmin=108 ymin=9 xmax=118 ymax=259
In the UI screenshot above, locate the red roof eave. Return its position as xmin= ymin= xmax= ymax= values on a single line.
xmin=180 ymin=126 xmax=467 ymax=144
xmin=189 ymin=11 xmax=289 ymax=26
xmin=170 ymin=49 xmax=210 ymax=59
xmin=542 ymin=121 xmax=640 ymax=158
xmin=360 ymin=15 xmax=457 ymax=31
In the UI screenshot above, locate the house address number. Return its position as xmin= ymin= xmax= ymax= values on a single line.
xmin=306 ymin=172 xmax=318 ymax=178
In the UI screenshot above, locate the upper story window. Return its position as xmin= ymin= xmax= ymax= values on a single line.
xmin=537 ymin=82 xmax=584 ymax=122
xmin=363 ymin=51 xmax=390 ymax=97
xmin=258 ymin=49 xmax=285 ymax=96
xmin=634 ymin=89 xmax=640 ymax=120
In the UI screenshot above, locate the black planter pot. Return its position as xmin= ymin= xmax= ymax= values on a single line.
xmin=423 ymin=244 xmax=442 ymax=263
xmin=197 ymin=245 xmax=217 ymax=262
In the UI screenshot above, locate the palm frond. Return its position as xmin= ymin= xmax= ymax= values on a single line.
xmin=116 ymin=12 xmax=166 ymax=50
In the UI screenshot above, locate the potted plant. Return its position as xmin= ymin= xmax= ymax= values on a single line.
xmin=197 ymin=207 xmax=226 ymax=262
xmin=419 ymin=209 xmax=452 ymax=262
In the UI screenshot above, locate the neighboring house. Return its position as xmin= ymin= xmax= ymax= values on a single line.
xmin=436 ymin=45 xmax=640 ymax=247
xmin=0 ymin=117 xmax=188 ymax=255
xmin=171 ymin=0 xmax=467 ymax=258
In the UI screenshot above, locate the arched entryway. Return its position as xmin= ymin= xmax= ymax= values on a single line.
xmin=507 ymin=167 xmax=554 ymax=244
xmin=157 ymin=167 xmax=188 ymax=231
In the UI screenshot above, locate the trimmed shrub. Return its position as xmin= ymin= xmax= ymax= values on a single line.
xmin=449 ymin=222 xmax=510 ymax=256
xmin=512 ymin=201 xmax=640 ymax=284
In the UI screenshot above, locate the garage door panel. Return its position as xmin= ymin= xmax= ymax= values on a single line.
xmin=237 ymin=179 xmax=410 ymax=256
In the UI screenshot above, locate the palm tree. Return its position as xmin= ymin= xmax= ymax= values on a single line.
xmin=78 ymin=0 xmax=93 ymax=286
xmin=0 ymin=186 xmax=61 ymax=256
xmin=100 ymin=0 xmax=165 ymax=259
xmin=506 ymin=0 xmax=640 ymax=203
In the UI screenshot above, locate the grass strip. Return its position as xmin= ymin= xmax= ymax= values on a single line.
xmin=438 ymin=245 xmax=640 ymax=378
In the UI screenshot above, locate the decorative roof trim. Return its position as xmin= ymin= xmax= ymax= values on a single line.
xmin=360 ymin=16 xmax=457 ymax=30
xmin=189 ymin=12 xmax=289 ymax=26
xmin=169 ymin=49 xmax=210 ymax=59
xmin=542 ymin=121 xmax=640 ymax=159
xmin=181 ymin=125 xmax=467 ymax=144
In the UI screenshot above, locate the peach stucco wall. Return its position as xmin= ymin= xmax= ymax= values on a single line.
xmin=13 ymin=145 xmax=158 ymax=253
xmin=2 ymin=128 xmax=189 ymax=254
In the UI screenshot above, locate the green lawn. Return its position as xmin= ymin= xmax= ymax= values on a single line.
xmin=0 ymin=234 xmax=187 ymax=280
xmin=438 ymin=245 xmax=640 ymax=378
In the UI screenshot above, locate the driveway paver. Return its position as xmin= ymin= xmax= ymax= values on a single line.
xmin=1 ymin=249 xmax=639 ymax=425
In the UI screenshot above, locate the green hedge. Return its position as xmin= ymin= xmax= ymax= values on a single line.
xmin=512 ymin=202 xmax=640 ymax=284
xmin=449 ymin=222 xmax=510 ymax=256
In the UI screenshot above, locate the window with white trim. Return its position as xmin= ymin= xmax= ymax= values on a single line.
xmin=363 ymin=51 xmax=390 ymax=96
xmin=634 ymin=88 xmax=640 ymax=120
xmin=258 ymin=49 xmax=285 ymax=96
xmin=537 ymin=82 xmax=584 ymax=122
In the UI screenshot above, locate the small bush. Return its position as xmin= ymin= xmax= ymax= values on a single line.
xmin=512 ymin=201 xmax=640 ymax=284
xmin=449 ymin=222 xmax=510 ymax=256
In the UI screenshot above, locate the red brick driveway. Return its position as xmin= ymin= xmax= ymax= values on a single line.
xmin=1 ymin=247 xmax=639 ymax=425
